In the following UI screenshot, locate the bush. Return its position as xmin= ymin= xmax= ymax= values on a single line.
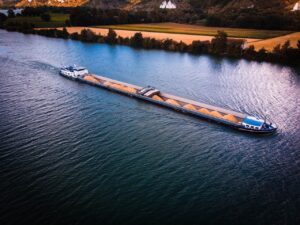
xmin=105 ymin=28 xmax=117 ymax=44
xmin=0 ymin=13 xmax=8 ymax=23
xmin=7 ymin=9 xmax=15 ymax=18
xmin=80 ymin=29 xmax=98 ymax=42
xmin=130 ymin=32 xmax=143 ymax=48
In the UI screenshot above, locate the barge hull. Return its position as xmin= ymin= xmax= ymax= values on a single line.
xmin=59 ymin=73 xmax=276 ymax=134
xmin=77 ymin=75 xmax=243 ymax=130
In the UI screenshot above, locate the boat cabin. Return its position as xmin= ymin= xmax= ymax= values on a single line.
xmin=138 ymin=86 xmax=160 ymax=97
xmin=242 ymin=116 xmax=265 ymax=130
xmin=60 ymin=65 xmax=88 ymax=78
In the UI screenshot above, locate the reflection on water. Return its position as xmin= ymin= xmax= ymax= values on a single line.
xmin=0 ymin=30 xmax=300 ymax=225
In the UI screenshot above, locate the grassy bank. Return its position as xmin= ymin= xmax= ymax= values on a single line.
xmin=4 ymin=13 xmax=69 ymax=28
xmin=95 ymin=23 xmax=292 ymax=39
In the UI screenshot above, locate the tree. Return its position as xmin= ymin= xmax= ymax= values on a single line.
xmin=281 ymin=40 xmax=291 ymax=52
xmin=272 ymin=44 xmax=281 ymax=55
xmin=190 ymin=40 xmax=210 ymax=54
xmin=60 ymin=27 xmax=69 ymax=39
xmin=105 ymin=28 xmax=117 ymax=44
xmin=41 ymin=13 xmax=51 ymax=22
xmin=243 ymin=45 xmax=256 ymax=60
xmin=7 ymin=9 xmax=15 ymax=18
xmin=0 ymin=13 xmax=7 ymax=23
xmin=176 ymin=41 xmax=188 ymax=52
xmin=80 ymin=29 xmax=98 ymax=42
xmin=227 ymin=39 xmax=245 ymax=57
xmin=211 ymin=31 xmax=228 ymax=55
xmin=256 ymin=48 xmax=267 ymax=61
xmin=130 ymin=32 xmax=144 ymax=48
xmin=70 ymin=32 xmax=80 ymax=40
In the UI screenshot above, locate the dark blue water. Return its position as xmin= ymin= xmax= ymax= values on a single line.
xmin=0 ymin=30 xmax=300 ymax=225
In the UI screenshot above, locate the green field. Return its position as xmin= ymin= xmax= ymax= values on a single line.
xmin=5 ymin=13 xmax=69 ymax=28
xmin=96 ymin=23 xmax=292 ymax=39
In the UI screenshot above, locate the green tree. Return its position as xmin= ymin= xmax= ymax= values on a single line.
xmin=272 ymin=44 xmax=281 ymax=55
xmin=60 ymin=27 xmax=69 ymax=39
xmin=80 ymin=29 xmax=98 ymax=42
xmin=0 ymin=12 xmax=7 ymax=23
xmin=7 ymin=9 xmax=15 ymax=18
xmin=161 ymin=39 xmax=175 ymax=51
xmin=211 ymin=31 xmax=228 ymax=55
xmin=243 ymin=45 xmax=256 ymax=60
xmin=105 ymin=28 xmax=117 ymax=44
xmin=226 ymin=39 xmax=245 ymax=57
xmin=281 ymin=40 xmax=291 ymax=52
xmin=190 ymin=40 xmax=210 ymax=54
xmin=130 ymin=32 xmax=143 ymax=48
xmin=257 ymin=48 xmax=267 ymax=61
xmin=70 ymin=32 xmax=80 ymax=40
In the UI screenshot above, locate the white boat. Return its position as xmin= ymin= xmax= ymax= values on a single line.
xmin=60 ymin=65 xmax=88 ymax=79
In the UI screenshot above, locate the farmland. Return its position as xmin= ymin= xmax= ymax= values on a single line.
xmin=96 ymin=23 xmax=292 ymax=39
xmin=249 ymin=32 xmax=300 ymax=51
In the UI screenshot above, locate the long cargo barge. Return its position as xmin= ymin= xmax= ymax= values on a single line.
xmin=60 ymin=66 xmax=277 ymax=134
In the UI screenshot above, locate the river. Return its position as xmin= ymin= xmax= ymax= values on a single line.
xmin=0 ymin=30 xmax=300 ymax=225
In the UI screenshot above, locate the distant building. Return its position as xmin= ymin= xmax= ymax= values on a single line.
xmin=291 ymin=2 xmax=299 ymax=11
xmin=160 ymin=0 xmax=176 ymax=9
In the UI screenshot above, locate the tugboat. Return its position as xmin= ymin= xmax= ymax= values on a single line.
xmin=238 ymin=116 xmax=277 ymax=134
xmin=60 ymin=65 xmax=88 ymax=79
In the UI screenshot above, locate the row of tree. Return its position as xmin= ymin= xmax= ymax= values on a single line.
xmin=206 ymin=9 xmax=300 ymax=30
xmin=68 ymin=7 xmax=204 ymax=26
xmin=1 ymin=21 xmax=300 ymax=65
xmin=2 ymin=6 xmax=300 ymax=30
xmin=69 ymin=7 xmax=300 ymax=30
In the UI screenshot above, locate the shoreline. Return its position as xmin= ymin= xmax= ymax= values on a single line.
xmin=1 ymin=27 xmax=300 ymax=66
xmin=39 ymin=26 xmax=300 ymax=52
xmin=49 ymin=26 xmax=260 ymax=45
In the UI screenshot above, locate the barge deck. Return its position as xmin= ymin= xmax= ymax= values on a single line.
xmin=59 ymin=65 xmax=277 ymax=134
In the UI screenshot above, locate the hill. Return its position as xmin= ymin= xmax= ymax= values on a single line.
xmin=0 ymin=0 xmax=299 ymax=12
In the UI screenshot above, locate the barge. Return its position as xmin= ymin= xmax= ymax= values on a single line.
xmin=60 ymin=66 xmax=277 ymax=134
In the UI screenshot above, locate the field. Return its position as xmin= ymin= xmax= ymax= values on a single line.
xmin=5 ymin=13 xmax=69 ymax=28
xmin=249 ymin=32 xmax=300 ymax=51
xmin=37 ymin=22 xmax=300 ymax=51
xmin=96 ymin=23 xmax=292 ymax=39
xmin=56 ymin=26 xmax=259 ymax=45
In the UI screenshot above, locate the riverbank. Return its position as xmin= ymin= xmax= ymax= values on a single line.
xmin=55 ymin=26 xmax=259 ymax=45
xmin=1 ymin=23 xmax=300 ymax=66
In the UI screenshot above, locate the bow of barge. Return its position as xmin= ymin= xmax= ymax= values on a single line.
xmin=59 ymin=66 xmax=277 ymax=134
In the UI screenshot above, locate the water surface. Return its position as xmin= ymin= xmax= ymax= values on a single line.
xmin=0 ymin=30 xmax=300 ymax=225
